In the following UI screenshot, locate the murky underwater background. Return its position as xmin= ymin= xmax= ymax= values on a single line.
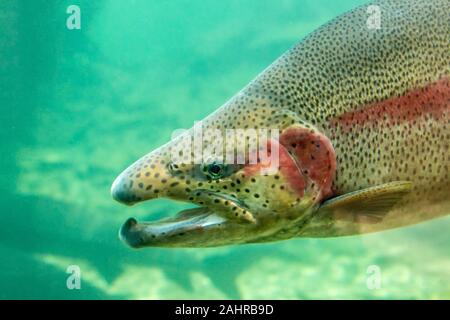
xmin=0 ymin=0 xmax=449 ymax=299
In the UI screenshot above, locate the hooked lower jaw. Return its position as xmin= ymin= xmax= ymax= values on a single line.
xmin=119 ymin=208 xmax=230 ymax=248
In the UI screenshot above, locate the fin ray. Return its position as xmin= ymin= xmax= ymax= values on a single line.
xmin=320 ymin=181 xmax=413 ymax=223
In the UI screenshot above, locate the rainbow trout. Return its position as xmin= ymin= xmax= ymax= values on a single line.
xmin=111 ymin=0 xmax=449 ymax=248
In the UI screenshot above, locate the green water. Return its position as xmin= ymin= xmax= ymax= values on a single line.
xmin=1 ymin=0 xmax=449 ymax=299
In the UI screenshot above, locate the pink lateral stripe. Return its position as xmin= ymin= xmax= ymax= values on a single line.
xmin=331 ymin=76 xmax=450 ymax=132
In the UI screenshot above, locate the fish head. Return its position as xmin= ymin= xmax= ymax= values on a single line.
xmin=112 ymin=101 xmax=336 ymax=247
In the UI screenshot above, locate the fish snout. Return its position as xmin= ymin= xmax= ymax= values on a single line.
xmin=111 ymin=157 xmax=173 ymax=205
xmin=111 ymin=173 xmax=139 ymax=205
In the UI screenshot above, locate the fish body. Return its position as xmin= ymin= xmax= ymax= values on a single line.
xmin=112 ymin=0 xmax=449 ymax=248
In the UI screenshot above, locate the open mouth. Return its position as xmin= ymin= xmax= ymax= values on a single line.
xmin=119 ymin=190 xmax=248 ymax=248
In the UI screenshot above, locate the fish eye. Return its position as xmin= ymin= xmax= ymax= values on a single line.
xmin=205 ymin=162 xmax=225 ymax=180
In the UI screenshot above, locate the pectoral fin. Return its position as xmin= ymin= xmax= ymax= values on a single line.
xmin=320 ymin=181 xmax=413 ymax=224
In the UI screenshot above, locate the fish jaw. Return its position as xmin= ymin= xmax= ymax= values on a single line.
xmin=119 ymin=210 xmax=230 ymax=248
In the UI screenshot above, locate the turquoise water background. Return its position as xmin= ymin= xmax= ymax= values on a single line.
xmin=1 ymin=0 xmax=449 ymax=299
